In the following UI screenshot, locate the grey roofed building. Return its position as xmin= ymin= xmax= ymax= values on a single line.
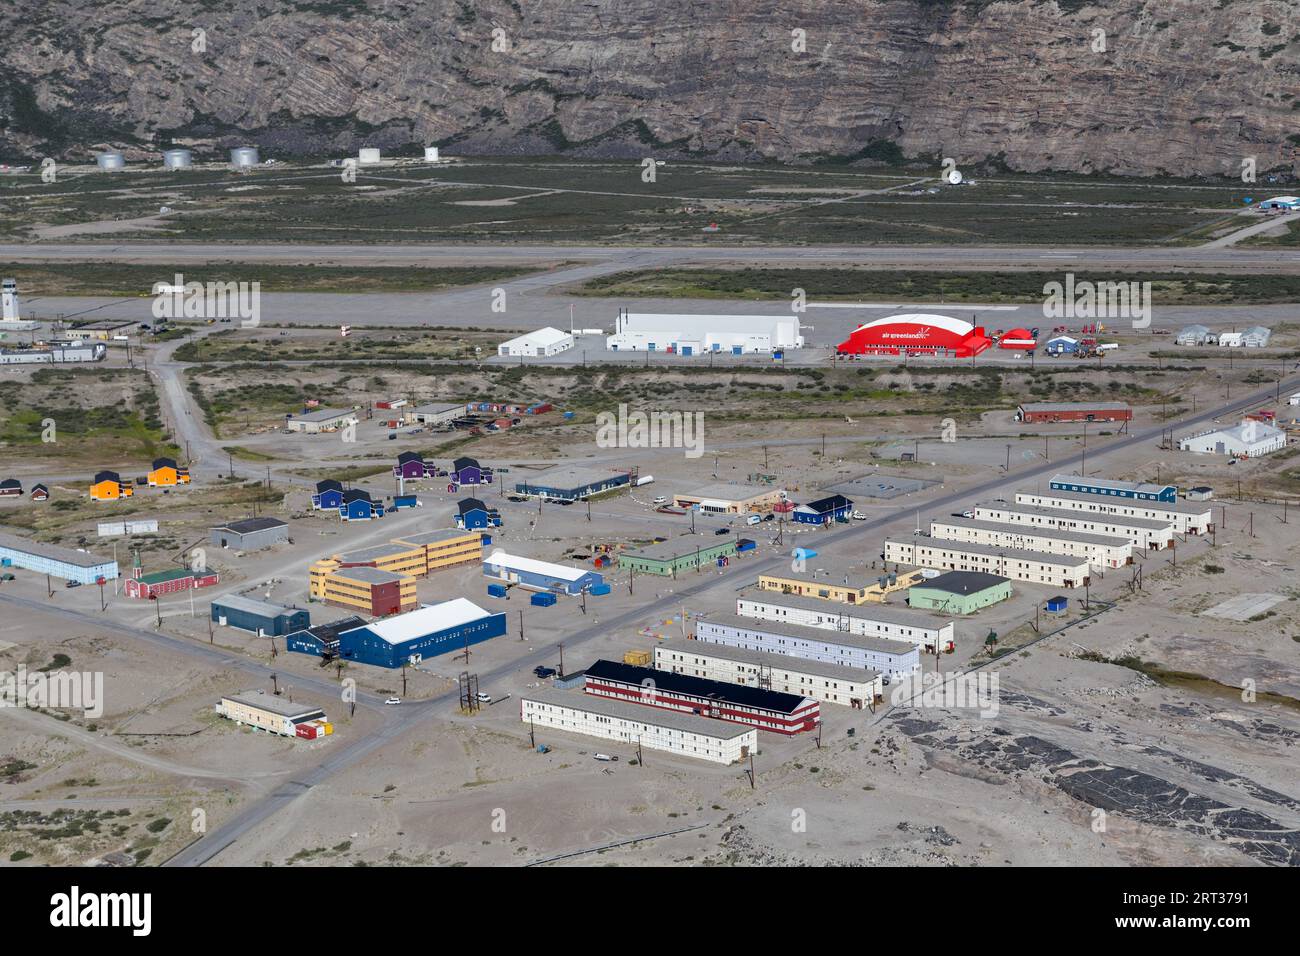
xmin=1175 ymin=324 xmax=1213 ymax=346
xmin=210 ymin=516 xmax=289 ymax=550
xmin=656 ymin=637 xmax=881 ymax=685
xmin=521 ymin=687 xmax=756 ymax=739
xmin=706 ymin=608 xmax=921 ymax=656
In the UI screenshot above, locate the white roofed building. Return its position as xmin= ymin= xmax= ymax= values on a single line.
xmin=498 ymin=327 xmax=574 ymax=357
xmin=607 ymin=310 xmax=803 ymax=355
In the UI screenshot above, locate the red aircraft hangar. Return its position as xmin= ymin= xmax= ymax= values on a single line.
xmin=836 ymin=314 xmax=992 ymax=358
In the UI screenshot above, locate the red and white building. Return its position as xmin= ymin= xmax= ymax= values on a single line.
xmin=998 ymin=327 xmax=1038 ymax=350
xmin=124 ymin=552 xmax=219 ymax=599
xmin=837 ymin=313 xmax=992 ymax=358
xmin=582 ymin=659 xmax=820 ymax=735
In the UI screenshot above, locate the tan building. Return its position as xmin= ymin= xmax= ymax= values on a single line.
xmin=927 ymin=517 xmax=1133 ymax=570
xmin=883 ymin=537 xmax=1091 ymax=588
xmin=672 ymin=482 xmax=786 ymax=515
xmin=655 ymin=638 xmax=883 ymax=708
xmin=757 ymin=569 xmax=920 ymax=604
xmin=215 ymin=692 xmax=332 ymax=739
xmin=309 ymin=565 xmax=418 ymax=617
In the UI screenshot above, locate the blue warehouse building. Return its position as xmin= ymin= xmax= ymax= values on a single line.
xmin=1048 ymin=474 xmax=1175 ymax=503
xmin=513 ymin=465 xmax=631 ymax=502
xmin=792 ymin=494 xmax=854 ymax=525
xmin=483 ymin=549 xmax=603 ymax=595
xmin=211 ymin=594 xmax=310 ymax=637
xmin=334 ymin=598 xmax=507 ymax=668
xmin=285 ymin=615 xmax=367 ymax=659
xmin=0 ymin=531 xmax=119 ymax=584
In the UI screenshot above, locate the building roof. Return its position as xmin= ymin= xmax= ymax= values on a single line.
xmin=391 ymin=528 xmax=479 ymax=546
xmin=797 ymin=494 xmax=852 ymax=514
xmin=458 ymin=497 xmax=490 ymax=514
xmin=341 ymin=488 xmax=373 ymax=503
xmin=761 ymin=569 xmax=893 ymax=590
xmin=483 ymin=550 xmax=590 ymax=583
xmin=932 ymin=516 xmax=1132 ymax=549
xmin=354 ymin=598 xmax=495 ymax=645
xmin=316 ymin=479 xmax=343 ymax=493
xmin=734 ymin=589 xmax=950 ymax=632
xmin=1181 ymin=421 xmax=1285 ymax=445
xmin=212 ymin=593 xmax=299 ymax=619
xmin=451 ymin=456 xmax=480 ymax=472
xmin=975 ymin=500 xmax=1173 ymax=532
xmin=212 ymin=516 xmax=287 ymax=535
xmin=288 ymin=615 xmax=366 ymax=646
xmin=657 ymin=638 xmax=880 ymax=686
xmin=291 ymin=407 xmax=355 ymax=423
xmin=851 ymin=313 xmax=976 ymax=337
xmin=521 ymin=688 xmax=756 ymax=740
xmin=621 ymin=537 xmax=736 ymax=562
xmin=93 ymin=470 xmax=121 ymax=484
xmin=711 ymin=607 xmax=924 ymax=655
xmin=1049 ymin=473 xmax=1174 ymax=497
xmin=517 ymin=465 xmax=627 ymax=492
xmin=887 ymin=536 xmax=1090 ymax=569
xmin=584 ymin=659 xmax=812 ymax=716
xmin=412 ymin=402 xmax=464 ymax=415
xmin=329 ymin=565 xmax=409 ymax=586
xmin=151 ymin=457 xmax=178 ymax=470
xmin=0 ymin=478 xmax=20 ymax=489
xmin=336 ymin=542 xmax=418 ymax=564
xmin=500 ymin=326 xmax=571 ymax=348
xmin=222 ymin=691 xmax=324 ymax=720
xmin=676 ymin=482 xmax=779 ymax=503
xmin=1019 ymin=402 xmax=1130 ymax=413
xmin=396 ymin=451 xmax=425 ymax=464
xmin=911 ymin=570 xmax=1009 ymax=596
xmin=137 ymin=567 xmax=198 ymax=585
xmin=0 ymin=532 xmax=115 ymax=569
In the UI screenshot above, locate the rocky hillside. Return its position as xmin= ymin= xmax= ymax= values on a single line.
xmin=0 ymin=0 xmax=1296 ymax=177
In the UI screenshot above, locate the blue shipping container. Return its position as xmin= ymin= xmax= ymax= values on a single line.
xmin=589 ymin=583 xmax=611 ymax=596
xmin=530 ymin=591 xmax=558 ymax=607
xmin=487 ymin=583 xmax=509 ymax=598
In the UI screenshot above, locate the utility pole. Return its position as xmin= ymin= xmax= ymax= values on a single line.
xmin=558 ymin=642 xmax=565 ymax=677
xmin=518 ymin=609 xmax=525 ymax=641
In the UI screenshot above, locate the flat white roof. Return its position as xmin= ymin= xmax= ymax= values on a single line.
xmin=976 ymin=500 xmax=1173 ymax=532
xmin=1181 ymin=421 xmax=1284 ymax=443
xmin=620 ymin=313 xmax=799 ymax=334
xmin=483 ymin=549 xmax=588 ymax=582
xmin=522 ymin=688 xmax=755 ymax=739
xmin=887 ymin=536 xmax=1090 ymax=568
xmin=291 ymin=407 xmax=355 ymax=422
xmin=657 ymin=638 xmax=880 ymax=685
xmin=931 ymin=517 xmax=1132 ymax=549
xmin=361 ymin=598 xmax=494 ymax=645
xmin=500 ymin=326 xmax=572 ymax=348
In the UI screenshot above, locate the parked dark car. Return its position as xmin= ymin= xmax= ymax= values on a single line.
xmin=533 ymin=666 xmax=557 ymax=679
xmin=714 ymin=527 xmax=731 ymax=535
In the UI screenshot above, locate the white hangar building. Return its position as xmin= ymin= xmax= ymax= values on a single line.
xmin=497 ymin=327 xmax=574 ymax=358
xmin=606 ymin=310 xmax=804 ymax=355
xmin=1178 ymin=420 xmax=1287 ymax=458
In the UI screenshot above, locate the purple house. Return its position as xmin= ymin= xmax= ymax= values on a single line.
xmin=393 ymin=451 xmax=428 ymax=482
xmin=449 ymin=456 xmax=488 ymax=486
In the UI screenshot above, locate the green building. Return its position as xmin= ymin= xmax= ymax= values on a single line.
xmin=619 ymin=538 xmax=737 ymax=577
xmin=907 ymin=570 xmax=1010 ymax=614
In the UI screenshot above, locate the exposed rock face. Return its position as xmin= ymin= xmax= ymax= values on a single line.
xmin=1 ymin=0 xmax=1296 ymax=176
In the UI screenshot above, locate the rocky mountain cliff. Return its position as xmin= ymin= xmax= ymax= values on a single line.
xmin=1 ymin=0 xmax=1296 ymax=177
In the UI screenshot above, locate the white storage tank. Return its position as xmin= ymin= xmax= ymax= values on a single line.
xmin=424 ymin=146 xmax=440 ymax=162
xmin=96 ymin=151 xmax=126 ymax=171
xmin=358 ymin=147 xmax=381 ymax=165
xmin=229 ymin=146 xmax=260 ymax=168
xmin=162 ymin=149 xmax=192 ymax=169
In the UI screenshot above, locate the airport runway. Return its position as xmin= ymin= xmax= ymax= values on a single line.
xmin=3 ymin=241 xmax=1300 ymax=270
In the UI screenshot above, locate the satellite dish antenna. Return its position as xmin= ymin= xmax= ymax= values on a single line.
xmin=946 ymin=169 xmax=963 ymax=185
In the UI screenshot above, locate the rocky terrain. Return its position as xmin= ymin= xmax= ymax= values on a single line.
xmin=0 ymin=0 xmax=1296 ymax=176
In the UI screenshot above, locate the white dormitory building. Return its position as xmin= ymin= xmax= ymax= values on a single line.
xmin=973 ymin=501 xmax=1176 ymax=551
xmin=927 ymin=517 xmax=1134 ymax=571
xmin=732 ymin=592 xmax=949 ymax=658
xmin=655 ymin=639 xmax=884 ymax=707
xmin=1178 ymin=420 xmax=1287 ymax=457
xmin=497 ymin=327 xmax=574 ymax=358
xmin=1012 ymin=489 xmax=1213 ymax=536
xmin=884 ymin=537 xmax=1092 ymax=588
xmin=520 ymin=689 xmax=756 ymax=765
xmin=606 ymin=310 xmax=804 ymax=355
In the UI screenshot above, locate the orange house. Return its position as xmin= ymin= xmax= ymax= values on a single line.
xmin=90 ymin=470 xmax=133 ymax=501
xmin=147 ymin=457 xmax=190 ymax=487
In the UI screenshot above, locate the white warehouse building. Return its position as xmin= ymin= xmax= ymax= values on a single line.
xmin=927 ymin=517 xmax=1134 ymax=570
xmin=1178 ymin=420 xmax=1287 ymax=458
xmin=1013 ymin=489 xmax=1213 ymax=536
xmin=973 ymin=500 xmax=1176 ymax=551
xmin=497 ymin=326 xmax=574 ymax=358
xmin=884 ymin=537 xmax=1092 ymax=588
xmin=655 ymin=639 xmax=883 ymax=708
xmin=717 ymin=606 xmax=930 ymax=671
xmin=606 ymin=309 xmax=804 ymax=355
xmin=520 ymin=689 xmax=756 ymax=765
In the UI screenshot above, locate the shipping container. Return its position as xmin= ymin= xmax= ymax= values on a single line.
xmin=589 ymin=583 xmax=611 ymax=596
xmin=487 ymin=582 xmax=509 ymax=598
xmin=530 ymin=591 xmax=558 ymax=607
